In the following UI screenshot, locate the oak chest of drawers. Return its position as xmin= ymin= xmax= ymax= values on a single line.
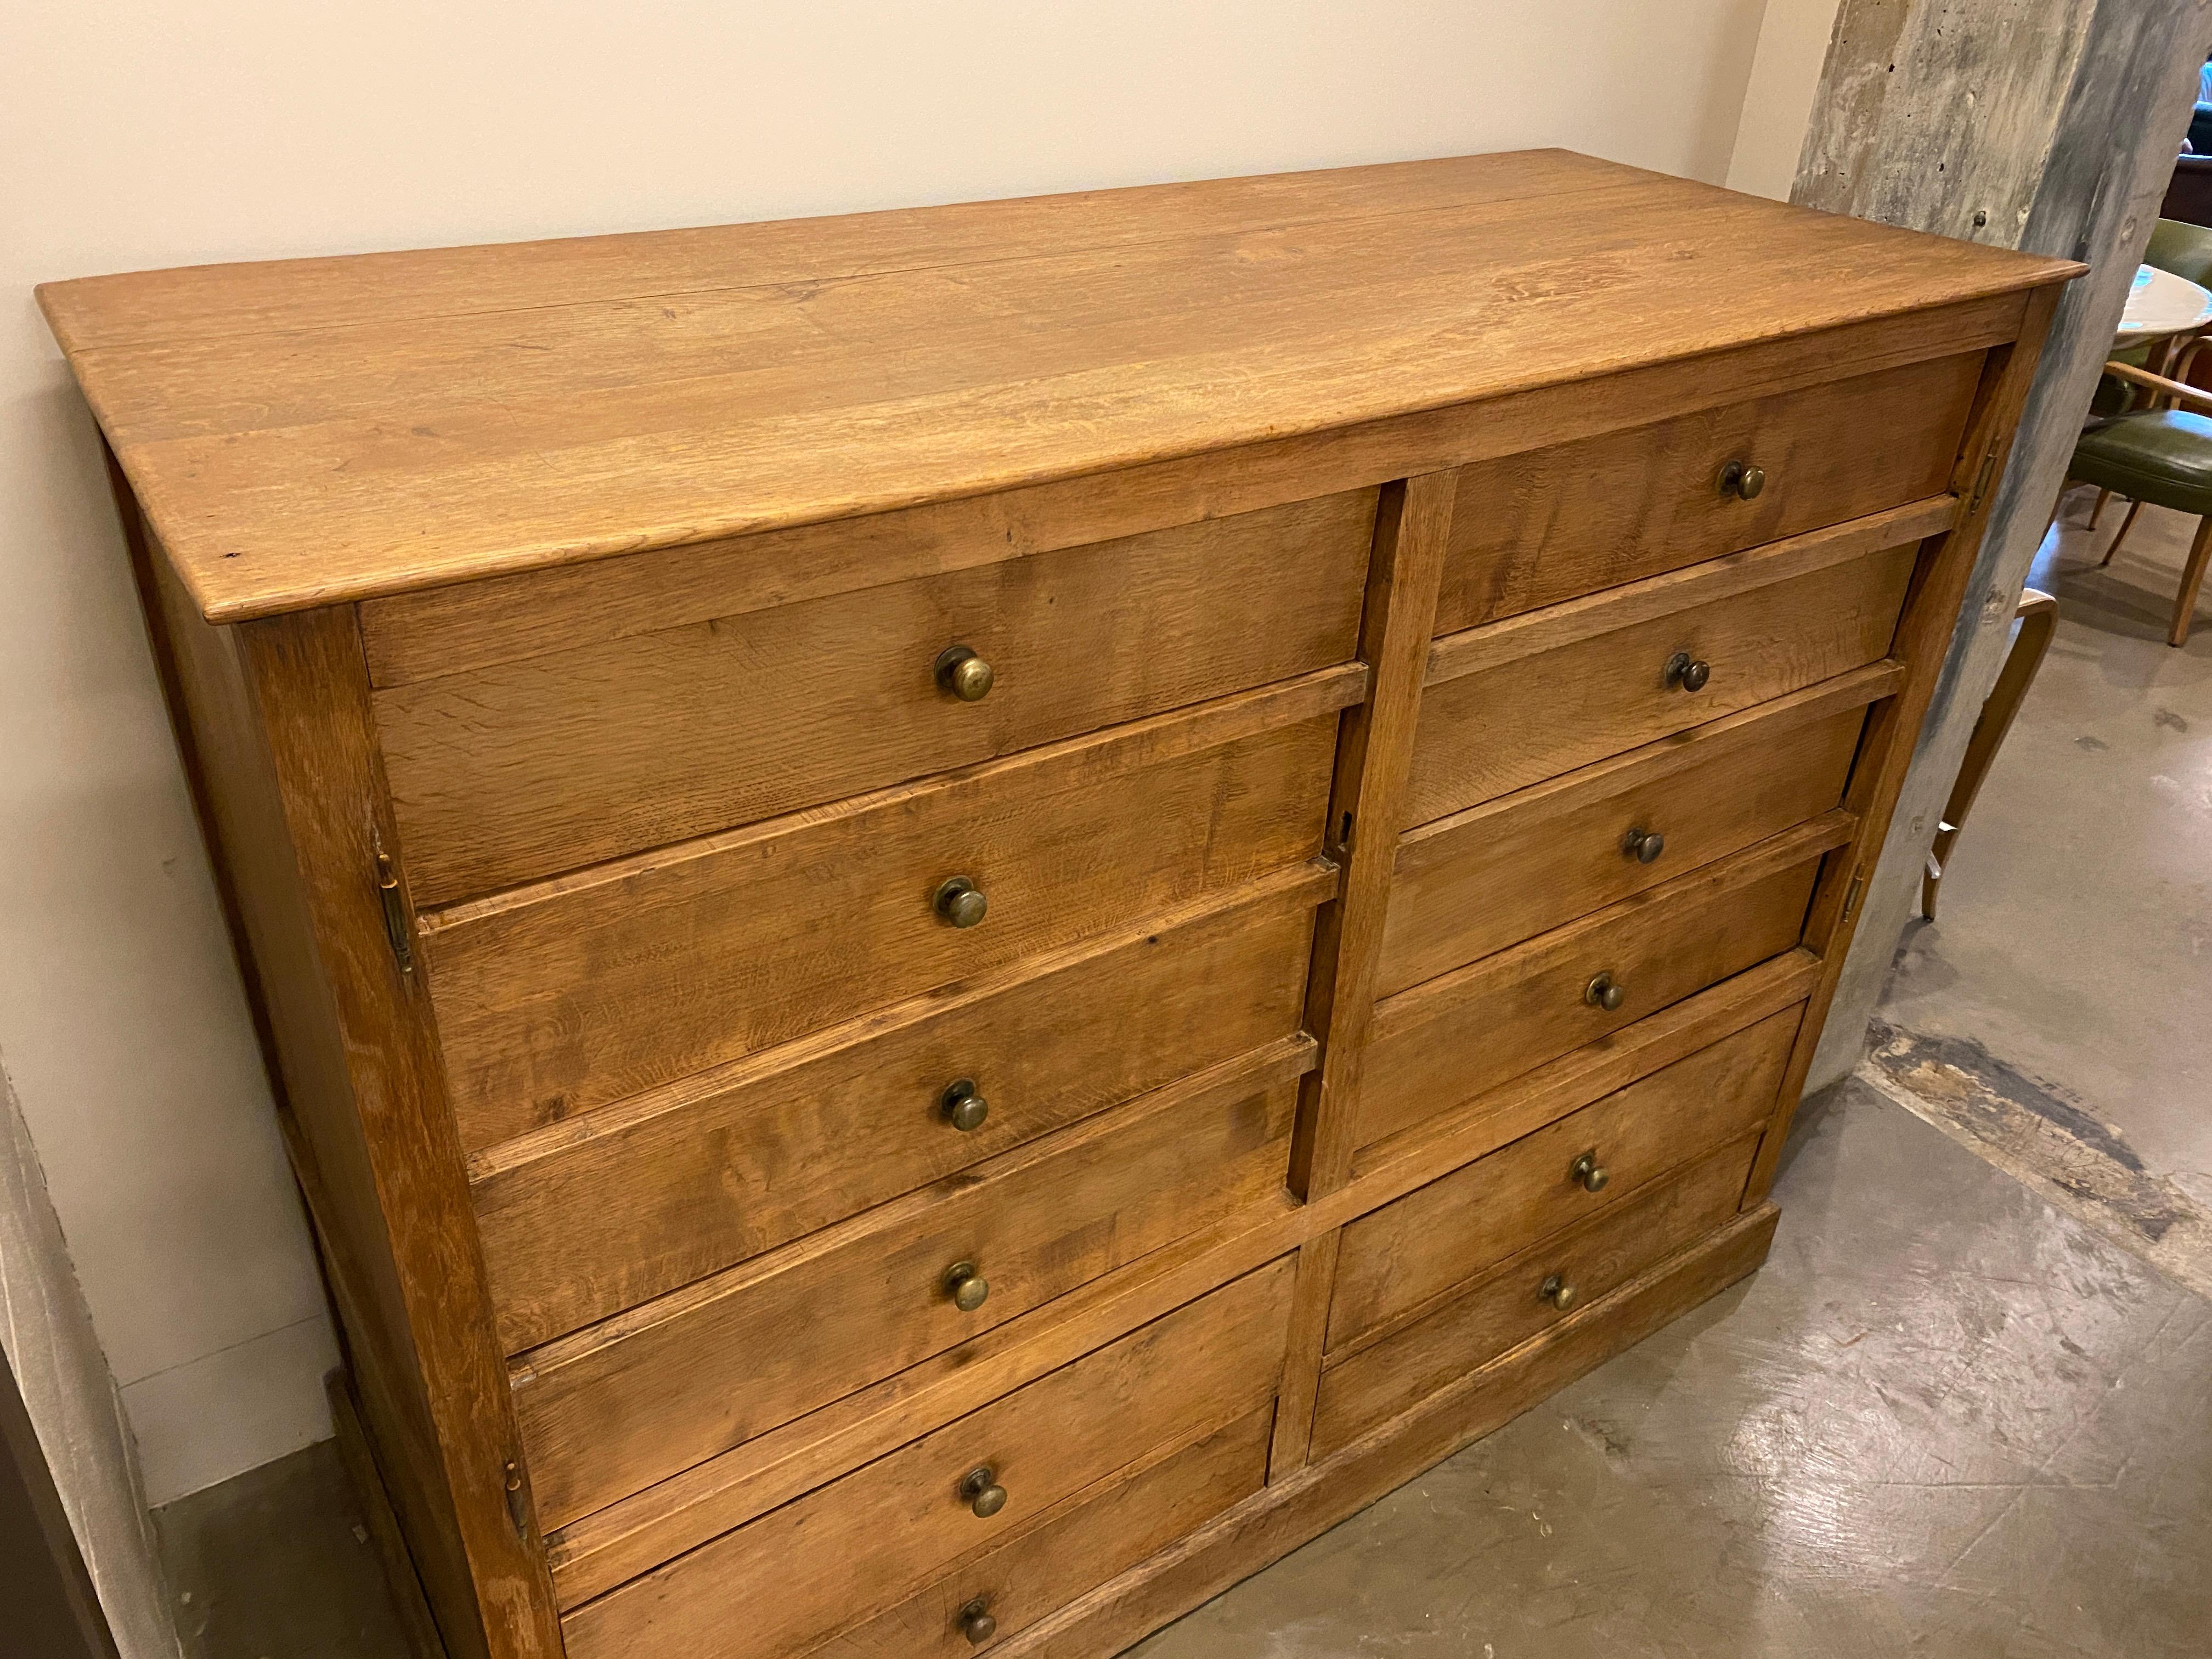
xmin=43 ymin=150 xmax=2072 ymax=1659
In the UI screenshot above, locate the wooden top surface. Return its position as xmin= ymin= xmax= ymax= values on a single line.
xmin=40 ymin=149 xmax=2075 ymax=622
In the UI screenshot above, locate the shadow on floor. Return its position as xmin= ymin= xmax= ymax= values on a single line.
xmin=154 ymin=1440 xmax=411 ymax=1659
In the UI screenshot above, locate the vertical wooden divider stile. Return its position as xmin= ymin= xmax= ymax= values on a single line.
xmin=1271 ymin=471 xmax=1458 ymax=1477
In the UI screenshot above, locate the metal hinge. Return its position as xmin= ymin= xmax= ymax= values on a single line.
xmin=374 ymin=843 xmax=414 ymax=975
xmin=1963 ymin=442 xmax=2001 ymax=518
xmin=503 ymin=1459 xmax=529 ymax=1541
xmin=1841 ymin=869 xmax=1867 ymax=924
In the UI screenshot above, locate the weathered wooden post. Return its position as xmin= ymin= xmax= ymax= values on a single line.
xmin=1795 ymin=0 xmax=2212 ymax=1093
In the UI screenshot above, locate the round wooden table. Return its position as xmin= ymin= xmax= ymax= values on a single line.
xmin=2117 ymin=263 xmax=2212 ymax=348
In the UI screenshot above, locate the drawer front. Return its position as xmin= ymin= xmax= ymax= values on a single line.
xmin=1312 ymin=1132 xmax=1761 ymax=1460
xmin=560 ymin=1256 xmax=1295 ymax=1659
xmin=1435 ymin=351 xmax=1979 ymax=633
xmin=473 ymin=872 xmax=1327 ymax=1351
xmin=1329 ymin=1007 xmax=1798 ymax=1352
xmin=1358 ymin=832 xmax=1833 ymax=1152
xmin=420 ymin=673 xmax=1357 ymax=1134
xmin=1407 ymin=540 xmax=1915 ymax=827
xmin=812 ymin=1406 xmax=1271 ymax=1659
xmin=514 ymin=1053 xmax=1304 ymax=1530
xmin=375 ymin=490 xmax=1376 ymax=904
xmin=1379 ymin=691 xmax=1869 ymax=996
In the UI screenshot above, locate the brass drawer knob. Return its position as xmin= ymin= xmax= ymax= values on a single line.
xmin=945 ymin=1261 xmax=990 ymax=1312
xmin=941 ymin=1079 xmax=989 ymax=1132
xmin=959 ymin=1597 xmax=998 ymax=1646
xmin=961 ymin=1465 xmax=1008 ymax=1517
xmin=1717 ymin=459 xmax=1767 ymax=500
xmin=935 ymin=644 xmax=996 ymax=702
xmin=1622 ymin=827 xmax=1666 ymax=865
xmin=1664 ymin=651 xmax=1711 ymax=693
xmin=1541 ymin=1273 xmax=1578 ymax=1311
xmin=1584 ymin=972 xmax=1626 ymax=1012
xmin=934 ymin=876 xmax=989 ymax=928
xmin=1570 ymin=1151 xmax=1610 ymax=1192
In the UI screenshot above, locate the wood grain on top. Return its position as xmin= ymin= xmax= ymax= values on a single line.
xmin=38 ymin=149 xmax=2074 ymax=620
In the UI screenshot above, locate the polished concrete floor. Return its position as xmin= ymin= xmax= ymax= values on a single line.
xmin=1863 ymin=494 xmax=2212 ymax=1297
xmin=1137 ymin=1077 xmax=2210 ymax=1658
xmin=153 ymin=498 xmax=2212 ymax=1657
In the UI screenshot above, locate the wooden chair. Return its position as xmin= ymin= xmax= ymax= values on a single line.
xmin=2145 ymin=216 xmax=2212 ymax=382
xmin=2068 ymin=359 xmax=2212 ymax=645
xmin=2084 ymin=218 xmax=2212 ymax=549
xmin=1923 ymin=589 xmax=2059 ymax=919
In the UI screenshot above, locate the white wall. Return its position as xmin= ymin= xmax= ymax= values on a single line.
xmin=2 ymin=0 xmax=1772 ymax=1505
xmin=1728 ymin=0 xmax=1847 ymax=199
xmin=1 ymin=1060 xmax=180 ymax=1658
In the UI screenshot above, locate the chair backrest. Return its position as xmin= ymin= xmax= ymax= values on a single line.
xmin=2147 ymin=216 xmax=2212 ymax=287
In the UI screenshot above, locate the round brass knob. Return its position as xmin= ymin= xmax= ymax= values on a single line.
xmin=935 ymin=644 xmax=996 ymax=702
xmin=959 ymin=1597 xmax=998 ymax=1646
xmin=1622 ymin=827 xmax=1666 ymax=865
xmin=961 ymin=1465 xmax=1008 ymax=1518
xmin=1718 ymin=459 xmax=1767 ymax=500
xmin=945 ymin=1261 xmax=990 ymax=1313
xmin=1541 ymin=1273 xmax=1578 ymax=1311
xmin=1664 ymin=651 xmax=1712 ymax=693
xmin=1584 ymin=972 xmax=1626 ymax=1012
xmin=934 ymin=876 xmax=988 ymax=928
xmin=941 ymin=1079 xmax=989 ymax=1132
xmin=1570 ymin=1151 xmax=1610 ymax=1193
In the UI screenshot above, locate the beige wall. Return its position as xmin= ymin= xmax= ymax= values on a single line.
xmin=2 ymin=0 xmax=1774 ymax=1504
xmin=1728 ymin=0 xmax=1848 ymax=198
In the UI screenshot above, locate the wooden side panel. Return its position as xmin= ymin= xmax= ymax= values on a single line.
xmin=1436 ymin=351 xmax=1983 ymax=631
xmin=326 ymin=1369 xmax=446 ymax=1659
xmin=126 ymin=506 xmax=519 ymax=1654
xmin=218 ymin=604 xmax=563 ymax=1658
xmin=559 ymin=1256 xmax=1296 ymax=1659
xmin=419 ymin=669 xmax=1358 ymax=1140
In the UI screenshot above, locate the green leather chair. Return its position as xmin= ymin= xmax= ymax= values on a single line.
xmin=2070 ymin=218 xmax=2212 ymax=646
xmin=2071 ymin=358 xmax=2212 ymax=645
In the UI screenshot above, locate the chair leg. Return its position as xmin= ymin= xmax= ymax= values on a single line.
xmin=1926 ymin=590 xmax=2060 ymax=917
xmin=2171 ymin=516 xmax=2212 ymax=646
xmin=2102 ymin=499 xmax=2143 ymax=567
xmin=2089 ymin=487 xmax=2112 ymax=529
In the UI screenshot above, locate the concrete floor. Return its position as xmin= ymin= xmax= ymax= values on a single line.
xmin=151 ymin=495 xmax=2212 ymax=1657
xmin=153 ymin=1440 xmax=410 ymax=1659
xmin=1859 ymin=495 xmax=2212 ymax=1300
xmin=1137 ymin=1078 xmax=2210 ymax=1658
